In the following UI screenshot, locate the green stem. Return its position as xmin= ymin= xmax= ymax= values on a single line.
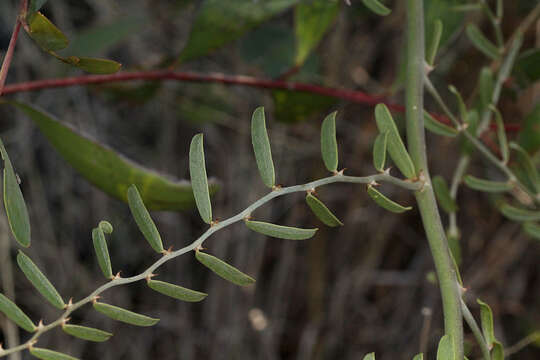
xmin=0 ymin=172 xmax=419 ymax=358
xmin=405 ymin=1 xmax=463 ymax=359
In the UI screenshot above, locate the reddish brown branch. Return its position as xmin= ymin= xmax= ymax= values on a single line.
xmin=2 ymin=70 xmax=519 ymax=132
xmin=0 ymin=7 xmax=24 ymax=96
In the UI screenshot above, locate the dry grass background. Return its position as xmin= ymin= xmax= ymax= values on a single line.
xmin=0 ymin=0 xmax=539 ymax=359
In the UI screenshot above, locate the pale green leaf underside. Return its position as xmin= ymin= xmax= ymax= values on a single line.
xmin=321 ymin=111 xmax=338 ymax=172
xmin=0 ymin=139 xmax=31 ymax=247
xmin=432 ymin=175 xmax=458 ymax=213
xmin=147 ymin=279 xmax=207 ymax=302
xmin=189 ymin=134 xmax=213 ymax=224
xmin=463 ymin=175 xmax=512 ymax=193
xmin=362 ymin=352 xmax=376 ymax=360
xmin=92 ymin=227 xmax=113 ymax=279
xmin=251 ymin=107 xmax=275 ymax=188
xmin=10 ymin=102 xmax=216 ymax=211
xmin=436 ymin=334 xmax=454 ymax=360
xmin=499 ymin=203 xmax=540 ymax=222
xmin=305 ymin=193 xmax=343 ymax=227
xmin=423 ymin=111 xmax=458 ymax=137
xmin=17 ymin=251 xmax=65 ymax=310
xmin=62 ymin=324 xmax=113 ymax=342
xmin=127 ymin=185 xmax=164 ymax=253
xmin=367 ymin=185 xmax=412 ymax=214
xmin=195 ymin=251 xmax=255 ymax=286
xmin=477 ymin=298 xmax=495 ymax=347
xmin=373 ymin=131 xmax=388 ymax=172
xmin=93 ymin=301 xmax=159 ymax=327
xmin=0 ymin=293 xmax=36 ymax=332
xmin=245 ymin=220 xmax=318 ymax=240
xmin=29 ymin=347 xmax=79 ymax=360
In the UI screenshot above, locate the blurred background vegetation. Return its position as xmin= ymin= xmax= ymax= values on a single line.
xmin=0 ymin=0 xmax=539 ymax=359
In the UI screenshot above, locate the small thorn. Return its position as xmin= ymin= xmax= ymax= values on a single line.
xmin=145 ymin=273 xmax=158 ymax=282
xmin=61 ymin=317 xmax=71 ymax=326
xmin=210 ymin=219 xmax=220 ymax=227
xmin=306 ymin=188 xmax=316 ymax=195
xmin=368 ymin=180 xmax=379 ymax=186
xmin=112 ymin=271 xmax=122 ymax=280
xmin=383 ymin=167 xmax=392 ymax=175
xmin=272 ymin=184 xmax=282 ymax=191
xmin=194 ymin=245 xmax=204 ymax=252
xmin=335 ymin=168 xmax=346 ymax=176
xmin=37 ymin=320 xmax=44 ymax=329
xmin=457 ymin=123 xmax=469 ymax=132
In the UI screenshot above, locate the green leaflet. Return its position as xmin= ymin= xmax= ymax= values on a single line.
xmin=0 ymin=293 xmax=36 ymax=332
xmin=412 ymin=354 xmax=423 ymax=360
xmin=93 ymin=301 xmax=159 ymax=327
xmin=478 ymin=67 xmax=494 ymax=109
xmin=62 ymin=324 xmax=113 ymax=342
xmin=491 ymin=341 xmax=504 ymax=360
xmin=92 ymin=227 xmax=113 ymax=279
xmin=251 ymin=107 xmax=276 ymax=188
xmin=0 ymin=139 xmax=31 ymax=247
xmin=10 ymin=102 xmax=216 ymax=211
xmin=178 ymin=0 xmax=300 ymax=63
xmin=294 ymin=0 xmax=339 ymax=66
xmin=448 ymin=85 xmax=468 ymax=123
xmin=477 ymin=299 xmax=495 ymax=347
xmin=515 ymin=48 xmax=540 ymax=85
xmin=522 ymin=222 xmax=540 ymax=241
xmin=361 ymin=0 xmax=391 ymax=16
xmin=465 ymin=23 xmax=500 ymax=60
xmin=432 ymin=175 xmax=458 ymax=213
xmin=362 ymin=352 xmax=375 ymax=360
xmin=426 ymin=19 xmax=443 ymax=66
xmin=510 ymin=142 xmax=540 ymax=194
xmin=489 ymin=106 xmax=509 ymax=164
xmin=305 ymin=193 xmax=343 ymax=227
xmin=26 ymin=12 xmax=69 ymax=52
xmin=62 ymin=56 xmax=122 ymax=75
xmin=374 ymin=104 xmax=416 ymax=179
xmin=436 ymin=334 xmax=453 ymax=360
xmin=17 ymin=251 xmax=65 ymax=310
xmin=195 ymin=250 xmax=255 ymax=286
xmin=245 ymin=220 xmax=318 ymax=240
xmin=321 ymin=111 xmax=339 ymax=173
xmin=189 ymin=134 xmax=213 ymax=224
xmin=423 ymin=111 xmax=458 ymax=137
xmin=463 ymin=175 xmax=512 ymax=193
xmin=99 ymin=220 xmax=113 ymax=234
xmin=147 ymin=279 xmax=208 ymax=302
xmin=127 ymin=185 xmax=164 ymax=253
xmin=367 ymin=185 xmax=412 ymax=214
xmin=29 ymin=347 xmax=79 ymax=360
xmin=499 ymin=203 xmax=540 ymax=222
xmin=373 ymin=132 xmax=388 ymax=172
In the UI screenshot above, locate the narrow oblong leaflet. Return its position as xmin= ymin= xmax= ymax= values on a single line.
xmin=93 ymin=301 xmax=159 ymax=327
xmin=305 ymin=193 xmax=343 ymax=227
xmin=0 ymin=293 xmax=36 ymax=332
xmin=189 ymin=134 xmax=213 ymax=224
xmin=29 ymin=347 xmax=79 ymax=360
xmin=367 ymin=185 xmax=412 ymax=214
xmin=432 ymin=176 xmax=458 ymax=213
xmin=436 ymin=334 xmax=453 ymax=360
xmin=372 ymin=131 xmax=388 ymax=172
xmin=251 ymin=107 xmax=276 ymax=188
xmin=127 ymin=184 xmax=164 ymax=253
xmin=477 ymin=299 xmax=495 ymax=347
xmin=62 ymin=324 xmax=113 ymax=342
xmin=321 ymin=111 xmax=339 ymax=173
xmin=522 ymin=222 xmax=540 ymax=241
xmin=374 ymin=104 xmax=416 ymax=179
xmin=92 ymin=227 xmax=113 ymax=279
xmin=195 ymin=250 xmax=255 ymax=286
xmin=245 ymin=220 xmax=318 ymax=240
xmin=147 ymin=279 xmax=208 ymax=302
xmin=463 ymin=175 xmax=512 ymax=193
xmin=361 ymin=0 xmax=391 ymax=16
xmin=499 ymin=203 xmax=540 ymax=222
xmin=17 ymin=250 xmax=65 ymax=310
xmin=466 ymin=23 xmax=500 ymax=60
xmin=423 ymin=111 xmax=458 ymax=137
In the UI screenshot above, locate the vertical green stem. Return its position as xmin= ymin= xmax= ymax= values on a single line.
xmin=405 ymin=1 xmax=463 ymax=359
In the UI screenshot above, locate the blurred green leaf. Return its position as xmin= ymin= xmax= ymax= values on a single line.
xmin=189 ymin=134 xmax=213 ymax=224
xmin=426 ymin=19 xmax=443 ymax=65
xmin=251 ymin=107 xmax=276 ymax=188
xmin=294 ymin=0 xmax=339 ymax=66
xmin=523 ymin=222 xmax=540 ymax=241
xmin=362 ymin=352 xmax=376 ymax=360
xmin=65 ymin=18 xmax=144 ymax=56
xmin=466 ymin=23 xmax=500 ymax=60
xmin=499 ymin=203 xmax=540 ymax=222
xmin=63 ymin=56 xmax=122 ymax=74
xmin=11 ymin=102 xmax=217 ymax=211
xmin=510 ymin=142 xmax=540 ymax=194
xmin=425 ymin=0 xmax=465 ymax=50
xmin=491 ymin=341 xmax=504 ymax=360
xmin=463 ymin=175 xmax=512 ymax=193
xmin=245 ymin=220 xmax=318 ymax=240
xmin=0 ymin=139 xmax=31 ymax=247
xmin=179 ymin=0 xmax=300 ymax=63
xmin=478 ymin=67 xmax=494 ymax=110
xmin=514 ymin=48 xmax=540 ymax=85
xmin=26 ymin=12 xmax=68 ymax=52
xmin=432 ymin=175 xmax=458 ymax=213
xmin=362 ymin=0 xmax=391 ymax=16
xmin=489 ymin=106 xmax=508 ymax=163
xmin=518 ymin=104 xmax=540 ymax=153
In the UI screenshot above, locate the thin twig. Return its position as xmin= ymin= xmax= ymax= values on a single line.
xmin=0 ymin=0 xmax=27 ymax=97
xmin=505 ymin=331 xmax=540 ymax=357
xmin=0 ymin=172 xmax=421 ymax=358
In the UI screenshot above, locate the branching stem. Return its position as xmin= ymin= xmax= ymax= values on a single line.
xmin=0 ymin=172 xmax=420 ymax=358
